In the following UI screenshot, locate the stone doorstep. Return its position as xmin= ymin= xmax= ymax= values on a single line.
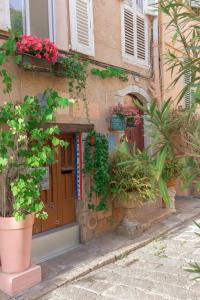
xmin=0 ymin=265 xmax=41 ymax=297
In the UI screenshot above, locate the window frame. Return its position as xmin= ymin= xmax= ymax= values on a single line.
xmin=9 ymin=0 xmax=56 ymax=41
xmin=121 ymin=0 xmax=149 ymax=68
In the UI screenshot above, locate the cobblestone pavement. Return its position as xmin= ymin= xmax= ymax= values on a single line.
xmin=40 ymin=217 xmax=200 ymax=300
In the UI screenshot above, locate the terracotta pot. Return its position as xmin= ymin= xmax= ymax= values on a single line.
xmin=114 ymin=192 xmax=142 ymax=209
xmin=167 ymin=177 xmax=177 ymax=188
xmin=89 ymin=136 xmax=95 ymax=146
xmin=0 ymin=214 xmax=34 ymax=273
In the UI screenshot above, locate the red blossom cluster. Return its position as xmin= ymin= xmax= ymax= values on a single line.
xmin=16 ymin=35 xmax=59 ymax=63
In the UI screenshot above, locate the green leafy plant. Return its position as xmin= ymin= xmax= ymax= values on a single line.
xmin=91 ymin=66 xmax=128 ymax=81
xmin=83 ymin=130 xmax=110 ymax=211
xmin=109 ymin=142 xmax=158 ymax=202
xmin=0 ymin=89 xmax=70 ymax=220
xmin=57 ymin=54 xmax=90 ymax=120
xmin=159 ymin=0 xmax=200 ymax=103
xmin=58 ymin=54 xmax=90 ymax=96
xmin=0 ymin=32 xmax=21 ymax=93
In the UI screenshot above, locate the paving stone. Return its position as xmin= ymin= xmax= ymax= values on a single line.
xmin=102 ymin=284 xmax=169 ymax=300
xmin=54 ymin=285 xmax=99 ymax=300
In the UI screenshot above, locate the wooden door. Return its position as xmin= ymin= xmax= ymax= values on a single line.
xmin=33 ymin=134 xmax=76 ymax=234
xmin=125 ymin=111 xmax=144 ymax=150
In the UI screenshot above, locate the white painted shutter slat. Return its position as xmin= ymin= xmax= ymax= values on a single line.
xmin=69 ymin=0 xmax=94 ymax=56
xmin=0 ymin=0 xmax=11 ymax=31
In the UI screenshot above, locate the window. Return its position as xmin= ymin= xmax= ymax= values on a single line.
xmin=69 ymin=0 xmax=95 ymax=56
xmin=121 ymin=0 xmax=149 ymax=66
xmin=0 ymin=0 xmax=55 ymax=41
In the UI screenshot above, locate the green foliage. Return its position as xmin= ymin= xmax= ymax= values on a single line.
xmin=0 ymin=89 xmax=70 ymax=220
xmin=91 ymin=66 xmax=128 ymax=81
xmin=0 ymin=32 xmax=20 ymax=93
xmin=109 ymin=142 xmax=158 ymax=202
xmin=83 ymin=130 xmax=110 ymax=211
xmin=159 ymin=0 xmax=200 ymax=103
xmin=58 ymin=54 xmax=89 ymax=95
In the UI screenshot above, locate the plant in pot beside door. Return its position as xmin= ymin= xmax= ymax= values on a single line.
xmin=109 ymin=142 xmax=158 ymax=237
xmin=0 ymin=89 xmax=70 ymax=275
xmin=162 ymin=158 xmax=183 ymax=212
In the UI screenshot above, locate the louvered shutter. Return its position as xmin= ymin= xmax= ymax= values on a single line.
xmin=184 ymin=69 xmax=192 ymax=109
xmin=69 ymin=0 xmax=94 ymax=56
xmin=122 ymin=6 xmax=135 ymax=57
xmin=121 ymin=0 xmax=148 ymax=66
xmin=0 ymin=0 xmax=11 ymax=31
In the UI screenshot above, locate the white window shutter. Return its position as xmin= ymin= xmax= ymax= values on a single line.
xmin=122 ymin=4 xmax=135 ymax=59
xmin=184 ymin=69 xmax=192 ymax=109
xmin=0 ymin=0 xmax=11 ymax=31
xmin=69 ymin=0 xmax=95 ymax=56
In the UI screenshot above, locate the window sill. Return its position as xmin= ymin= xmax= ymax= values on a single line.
xmin=122 ymin=55 xmax=150 ymax=70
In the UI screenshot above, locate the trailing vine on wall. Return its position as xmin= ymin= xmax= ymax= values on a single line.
xmin=0 ymin=32 xmax=21 ymax=94
xmin=91 ymin=66 xmax=128 ymax=81
xmin=83 ymin=130 xmax=110 ymax=211
xmin=58 ymin=54 xmax=90 ymax=121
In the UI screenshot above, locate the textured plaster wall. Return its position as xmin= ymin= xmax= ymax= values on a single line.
xmin=0 ymin=0 xmax=155 ymax=241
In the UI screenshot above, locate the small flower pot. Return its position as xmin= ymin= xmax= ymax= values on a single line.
xmin=0 ymin=214 xmax=34 ymax=273
xmin=89 ymin=136 xmax=95 ymax=146
xmin=111 ymin=114 xmax=125 ymax=131
xmin=167 ymin=177 xmax=177 ymax=188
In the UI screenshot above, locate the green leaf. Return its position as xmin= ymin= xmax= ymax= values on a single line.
xmin=159 ymin=178 xmax=170 ymax=207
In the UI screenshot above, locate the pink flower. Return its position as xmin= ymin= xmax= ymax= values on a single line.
xmin=16 ymin=34 xmax=59 ymax=63
xmin=36 ymin=54 xmax=42 ymax=59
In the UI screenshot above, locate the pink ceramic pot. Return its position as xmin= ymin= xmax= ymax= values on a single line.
xmin=0 ymin=214 xmax=34 ymax=274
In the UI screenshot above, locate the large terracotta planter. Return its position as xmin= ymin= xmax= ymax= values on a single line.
xmin=0 ymin=214 xmax=34 ymax=273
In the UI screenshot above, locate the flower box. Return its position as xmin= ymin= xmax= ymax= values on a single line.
xmin=18 ymin=53 xmax=53 ymax=72
xmin=53 ymin=62 xmax=67 ymax=77
xmin=110 ymin=114 xmax=125 ymax=131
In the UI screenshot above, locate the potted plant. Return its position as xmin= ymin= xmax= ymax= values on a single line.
xmin=110 ymin=104 xmax=125 ymax=131
xmin=109 ymin=142 xmax=158 ymax=236
xmin=0 ymin=89 xmax=70 ymax=274
xmin=110 ymin=104 xmax=142 ymax=131
xmin=16 ymin=34 xmax=58 ymax=72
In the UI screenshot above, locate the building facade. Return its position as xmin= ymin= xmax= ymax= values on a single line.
xmin=0 ymin=0 xmax=159 ymax=262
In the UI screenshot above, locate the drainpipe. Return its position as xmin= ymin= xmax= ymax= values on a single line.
xmin=149 ymin=15 xmax=162 ymax=106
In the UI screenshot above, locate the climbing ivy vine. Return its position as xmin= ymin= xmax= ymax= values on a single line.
xmin=91 ymin=66 xmax=128 ymax=82
xmin=83 ymin=130 xmax=110 ymax=211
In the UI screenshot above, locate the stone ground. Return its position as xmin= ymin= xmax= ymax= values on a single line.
xmin=2 ymin=197 xmax=200 ymax=299
xmin=40 ymin=211 xmax=200 ymax=299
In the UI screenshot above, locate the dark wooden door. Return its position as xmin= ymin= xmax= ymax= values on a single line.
xmin=125 ymin=111 xmax=144 ymax=150
xmin=33 ymin=134 xmax=76 ymax=234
